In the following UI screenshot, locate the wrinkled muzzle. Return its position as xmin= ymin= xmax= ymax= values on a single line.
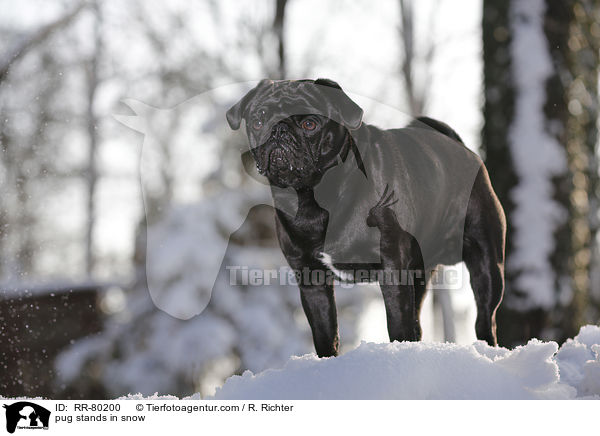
xmin=252 ymin=123 xmax=320 ymax=188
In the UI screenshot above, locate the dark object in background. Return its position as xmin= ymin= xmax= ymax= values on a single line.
xmin=0 ymin=284 xmax=106 ymax=399
xmin=227 ymin=78 xmax=506 ymax=356
xmin=482 ymin=0 xmax=600 ymax=347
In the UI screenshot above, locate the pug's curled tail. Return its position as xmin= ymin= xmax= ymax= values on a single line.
xmin=410 ymin=116 xmax=464 ymax=145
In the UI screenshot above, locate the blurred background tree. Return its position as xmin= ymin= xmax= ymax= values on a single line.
xmin=482 ymin=0 xmax=600 ymax=346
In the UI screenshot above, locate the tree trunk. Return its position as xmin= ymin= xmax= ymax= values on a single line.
xmin=273 ymin=0 xmax=288 ymax=79
xmin=556 ymin=0 xmax=600 ymax=340
xmin=85 ymin=1 xmax=103 ymax=277
xmin=482 ymin=0 xmax=600 ymax=347
xmin=0 ymin=3 xmax=86 ymax=82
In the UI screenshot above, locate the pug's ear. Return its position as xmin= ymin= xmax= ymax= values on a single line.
xmin=314 ymin=78 xmax=363 ymax=130
xmin=314 ymin=78 xmax=342 ymax=90
xmin=226 ymin=79 xmax=271 ymax=130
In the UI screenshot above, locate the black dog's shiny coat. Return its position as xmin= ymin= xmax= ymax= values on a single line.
xmin=228 ymin=79 xmax=506 ymax=356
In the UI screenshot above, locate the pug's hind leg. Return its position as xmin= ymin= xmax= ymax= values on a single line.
xmin=367 ymin=187 xmax=425 ymax=342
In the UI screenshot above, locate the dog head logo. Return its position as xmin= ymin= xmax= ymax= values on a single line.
xmin=3 ymin=402 xmax=50 ymax=433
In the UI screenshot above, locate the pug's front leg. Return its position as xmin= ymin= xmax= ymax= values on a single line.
xmin=298 ymin=278 xmax=340 ymax=357
xmin=367 ymin=186 xmax=426 ymax=342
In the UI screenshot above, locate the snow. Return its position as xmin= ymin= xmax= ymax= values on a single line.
xmin=54 ymin=184 xmax=384 ymax=398
xmin=53 ymin=183 xmax=596 ymax=400
xmin=176 ymin=325 xmax=600 ymax=400
xmin=93 ymin=325 xmax=600 ymax=401
xmin=507 ymin=0 xmax=568 ymax=309
xmin=144 ymin=188 xmax=271 ymax=320
xmin=555 ymin=325 xmax=600 ymax=397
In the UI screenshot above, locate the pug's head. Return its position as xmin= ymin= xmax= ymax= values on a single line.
xmin=226 ymin=78 xmax=363 ymax=189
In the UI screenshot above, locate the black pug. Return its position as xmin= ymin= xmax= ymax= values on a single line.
xmin=227 ymin=78 xmax=505 ymax=356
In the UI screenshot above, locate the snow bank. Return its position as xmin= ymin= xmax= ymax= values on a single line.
xmin=192 ymin=325 xmax=600 ymax=400
xmin=555 ymin=325 xmax=600 ymax=397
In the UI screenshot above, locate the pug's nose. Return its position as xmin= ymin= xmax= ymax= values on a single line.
xmin=273 ymin=123 xmax=289 ymax=137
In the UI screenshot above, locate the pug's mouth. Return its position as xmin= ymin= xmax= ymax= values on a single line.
xmin=267 ymin=148 xmax=290 ymax=172
xmin=253 ymin=142 xmax=316 ymax=188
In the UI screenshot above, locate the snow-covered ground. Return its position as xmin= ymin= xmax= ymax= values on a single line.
xmin=121 ymin=325 xmax=600 ymax=400
xmin=207 ymin=326 xmax=600 ymax=400
xmin=53 ymin=186 xmax=598 ymax=400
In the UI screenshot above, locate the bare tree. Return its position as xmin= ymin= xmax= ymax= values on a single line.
xmin=482 ymin=0 xmax=600 ymax=346
xmin=0 ymin=4 xmax=88 ymax=280
xmin=398 ymin=0 xmax=437 ymax=116
xmin=0 ymin=3 xmax=86 ymax=82
xmin=273 ymin=0 xmax=289 ymax=79
xmin=85 ymin=1 xmax=103 ymax=277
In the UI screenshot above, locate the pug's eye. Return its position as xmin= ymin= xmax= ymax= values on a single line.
xmin=252 ymin=119 xmax=263 ymax=130
xmin=301 ymin=119 xmax=317 ymax=131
